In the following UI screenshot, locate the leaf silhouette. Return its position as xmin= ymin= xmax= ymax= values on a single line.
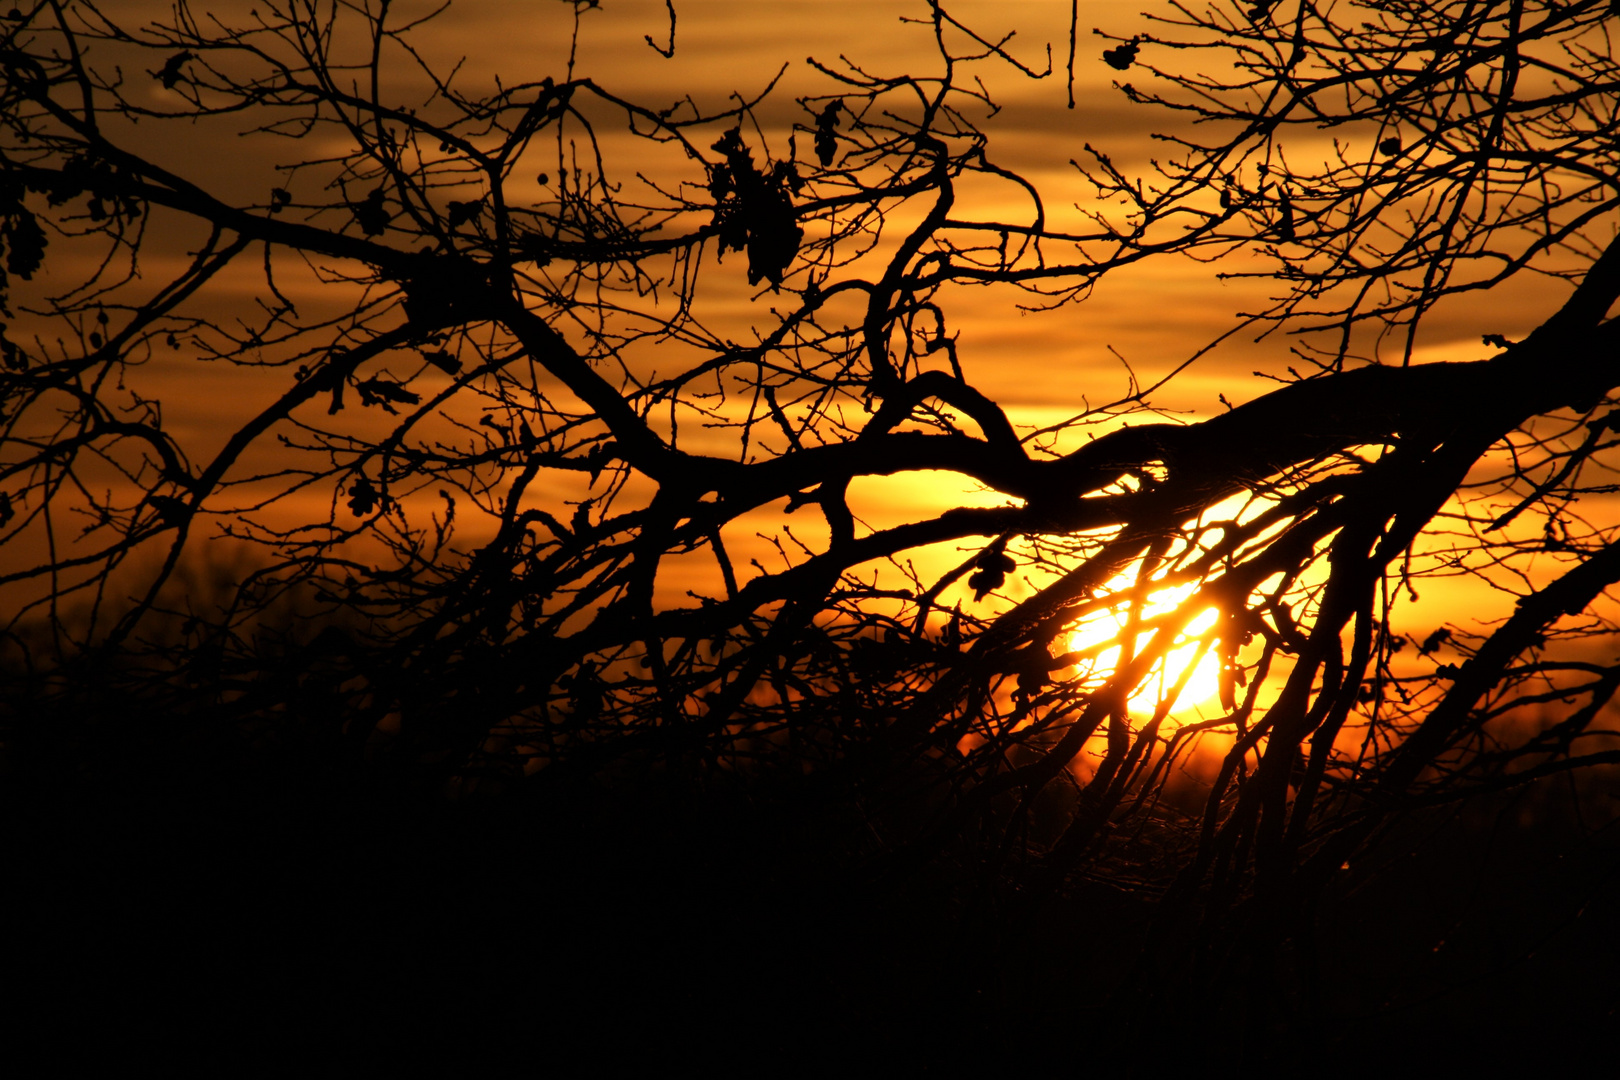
xmin=709 ymin=128 xmax=804 ymax=286
xmin=772 ymin=161 xmax=805 ymax=195
xmin=968 ymin=546 xmax=1016 ymax=601
xmin=156 ymin=51 xmax=194 ymax=90
xmin=352 ymin=188 xmax=390 ymax=236
xmin=1277 ymin=190 xmax=1295 ymax=241
xmin=345 ymin=475 xmax=378 ymax=517
xmin=147 ymin=494 xmax=190 ymax=526
xmin=1418 ymin=628 xmax=1453 ymax=655
xmin=1103 ymin=40 xmax=1139 ymax=71
xmin=3 ymin=206 xmax=47 ymax=279
xmin=814 ymin=100 xmax=841 ymax=167
xmin=447 ymin=199 xmax=483 ymax=228
xmin=356 ymin=377 xmax=421 ymax=413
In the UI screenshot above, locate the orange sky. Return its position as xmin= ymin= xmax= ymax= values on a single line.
xmin=8 ymin=0 xmax=1587 ymax=649
xmin=89 ymin=0 xmax=1568 ymax=429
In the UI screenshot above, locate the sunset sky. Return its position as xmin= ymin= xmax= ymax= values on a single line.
xmin=9 ymin=1 xmax=1587 ymax=662
xmin=84 ymin=0 xmax=1568 ymax=453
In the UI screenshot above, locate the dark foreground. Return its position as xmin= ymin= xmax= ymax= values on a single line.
xmin=4 ymin=711 xmax=1616 ymax=1074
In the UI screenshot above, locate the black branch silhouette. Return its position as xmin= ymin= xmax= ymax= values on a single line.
xmin=4 ymin=0 xmax=1620 ymax=1057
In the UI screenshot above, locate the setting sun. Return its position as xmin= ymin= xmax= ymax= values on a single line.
xmin=1067 ymin=577 xmax=1223 ymax=719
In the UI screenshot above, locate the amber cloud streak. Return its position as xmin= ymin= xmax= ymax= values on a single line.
xmin=99 ymin=0 xmax=1562 ymax=457
xmin=23 ymin=1 xmax=1570 ymax=632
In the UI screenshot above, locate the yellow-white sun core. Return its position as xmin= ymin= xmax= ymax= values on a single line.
xmin=1066 ymin=578 xmax=1222 ymax=719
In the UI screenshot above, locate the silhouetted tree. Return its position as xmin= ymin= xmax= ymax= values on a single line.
xmin=4 ymin=0 xmax=1619 ymax=1053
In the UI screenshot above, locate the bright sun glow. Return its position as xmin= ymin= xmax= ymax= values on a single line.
xmin=1067 ymin=575 xmax=1222 ymax=720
